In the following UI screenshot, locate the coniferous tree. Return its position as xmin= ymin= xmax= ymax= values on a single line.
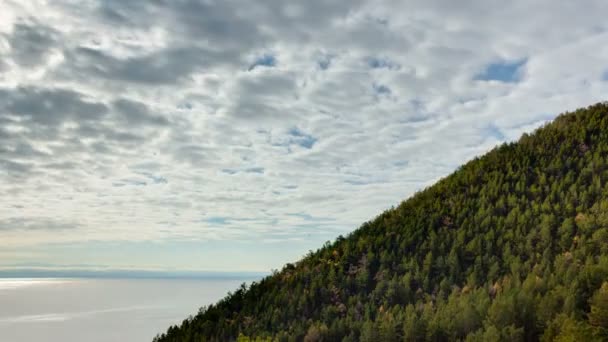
xmin=154 ymin=103 xmax=608 ymax=342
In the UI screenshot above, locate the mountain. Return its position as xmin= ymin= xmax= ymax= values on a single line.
xmin=154 ymin=103 xmax=608 ymax=341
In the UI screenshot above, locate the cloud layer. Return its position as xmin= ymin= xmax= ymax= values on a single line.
xmin=2 ymin=0 xmax=608 ymax=270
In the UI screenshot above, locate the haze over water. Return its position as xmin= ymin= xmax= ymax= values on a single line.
xmin=0 ymin=277 xmax=253 ymax=342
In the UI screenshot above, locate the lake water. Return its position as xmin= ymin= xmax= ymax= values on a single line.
xmin=0 ymin=277 xmax=254 ymax=342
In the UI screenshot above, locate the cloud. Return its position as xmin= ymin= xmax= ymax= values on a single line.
xmin=0 ymin=217 xmax=80 ymax=231
xmin=112 ymin=98 xmax=169 ymax=126
xmin=0 ymin=158 xmax=32 ymax=177
xmin=1 ymin=0 xmax=608 ymax=271
xmin=0 ymin=86 xmax=107 ymax=126
xmin=63 ymin=46 xmax=212 ymax=85
xmin=4 ymin=20 xmax=60 ymax=67
xmin=221 ymin=71 xmax=298 ymax=120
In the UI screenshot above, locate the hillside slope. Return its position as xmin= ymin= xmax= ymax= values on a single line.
xmin=155 ymin=103 xmax=608 ymax=341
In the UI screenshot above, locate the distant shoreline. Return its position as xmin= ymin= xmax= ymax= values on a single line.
xmin=0 ymin=269 xmax=268 ymax=280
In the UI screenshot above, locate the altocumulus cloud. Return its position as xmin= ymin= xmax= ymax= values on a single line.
xmin=1 ymin=0 xmax=608 ymax=270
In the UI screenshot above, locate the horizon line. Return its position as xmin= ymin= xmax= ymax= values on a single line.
xmin=0 ymin=268 xmax=269 ymax=280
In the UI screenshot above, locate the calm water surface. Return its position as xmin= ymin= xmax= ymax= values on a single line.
xmin=0 ymin=277 xmax=252 ymax=342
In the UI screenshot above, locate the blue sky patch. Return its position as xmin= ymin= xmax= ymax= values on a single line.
xmin=602 ymin=69 xmax=608 ymax=81
xmin=393 ymin=160 xmax=409 ymax=167
xmin=248 ymin=54 xmax=277 ymax=71
xmin=475 ymin=59 xmax=526 ymax=83
xmin=318 ymin=55 xmax=333 ymax=70
xmin=367 ymin=57 xmax=399 ymax=70
xmin=287 ymin=212 xmax=335 ymax=222
xmin=288 ymin=128 xmax=317 ymax=149
xmin=177 ymin=102 xmax=193 ymax=110
xmin=121 ymin=178 xmax=147 ymax=186
xmin=222 ymin=167 xmax=264 ymax=174
xmin=205 ymin=217 xmax=228 ymax=225
xmin=137 ymin=172 xmax=168 ymax=184
xmin=344 ymin=179 xmax=370 ymax=185
xmin=245 ymin=167 xmax=264 ymax=174
xmin=373 ymin=83 xmax=391 ymax=95
xmin=486 ymin=123 xmax=506 ymax=141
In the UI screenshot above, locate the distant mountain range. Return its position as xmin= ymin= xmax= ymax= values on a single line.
xmin=155 ymin=103 xmax=608 ymax=341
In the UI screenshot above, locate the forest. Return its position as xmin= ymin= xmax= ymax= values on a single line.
xmin=154 ymin=103 xmax=608 ymax=341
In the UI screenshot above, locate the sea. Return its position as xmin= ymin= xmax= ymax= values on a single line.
xmin=0 ymin=277 xmax=256 ymax=342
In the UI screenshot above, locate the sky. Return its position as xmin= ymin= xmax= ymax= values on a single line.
xmin=1 ymin=0 xmax=608 ymax=274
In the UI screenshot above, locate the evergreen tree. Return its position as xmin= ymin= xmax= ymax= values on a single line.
xmin=154 ymin=103 xmax=608 ymax=342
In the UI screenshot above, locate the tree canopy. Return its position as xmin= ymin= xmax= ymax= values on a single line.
xmin=155 ymin=103 xmax=608 ymax=341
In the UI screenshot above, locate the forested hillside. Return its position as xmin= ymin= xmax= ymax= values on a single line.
xmin=155 ymin=103 xmax=608 ymax=341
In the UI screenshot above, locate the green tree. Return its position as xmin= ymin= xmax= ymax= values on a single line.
xmin=588 ymin=282 xmax=608 ymax=333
